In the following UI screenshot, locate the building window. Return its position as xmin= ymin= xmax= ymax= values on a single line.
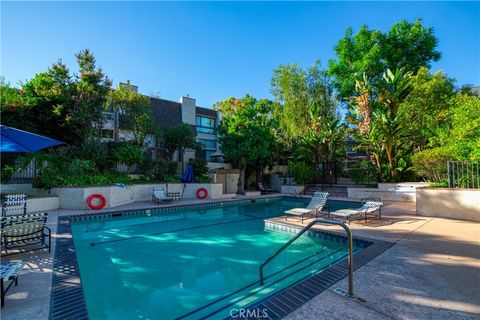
xmin=198 ymin=139 xmax=217 ymax=150
xmin=198 ymin=138 xmax=217 ymax=162
xmin=196 ymin=116 xmax=215 ymax=134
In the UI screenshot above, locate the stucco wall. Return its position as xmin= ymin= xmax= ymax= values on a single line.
xmin=281 ymin=185 xmax=305 ymax=195
xmin=52 ymin=183 xmax=225 ymax=209
xmin=0 ymin=183 xmax=50 ymax=197
xmin=416 ymin=188 xmax=480 ymax=222
xmin=348 ymin=188 xmax=416 ymax=202
xmin=27 ymin=197 xmax=59 ymax=213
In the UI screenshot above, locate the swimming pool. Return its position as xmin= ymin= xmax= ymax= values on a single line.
xmin=65 ymin=197 xmax=368 ymax=319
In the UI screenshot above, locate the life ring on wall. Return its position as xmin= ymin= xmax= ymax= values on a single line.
xmin=196 ymin=188 xmax=208 ymax=200
xmin=87 ymin=194 xmax=107 ymax=210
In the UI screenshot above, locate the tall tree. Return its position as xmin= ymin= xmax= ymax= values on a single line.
xmin=215 ymin=95 xmax=278 ymax=195
xmin=0 ymin=50 xmax=111 ymax=144
xmin=271 ymin=61 xmax=336 ymax=141
xmin=399 ymin=67 xmax=455 ymax=150
xmin=350 ymin=69 xmax=414 ymax=181
xmin=71 ymin=49 xmax=112 ymax=141
xmin=294 ymin=118 xmax=346 ymax=183
xmin=105 ymin=87 xmax=157 ymax=146
xmin=163 ymin=123 xmax=202 ymax=173
xmin=329 ymin=19 xmax=441 ymax=100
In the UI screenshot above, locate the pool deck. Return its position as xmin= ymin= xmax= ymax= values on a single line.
xmin=1 ymin=195 xmax=479 ymax=320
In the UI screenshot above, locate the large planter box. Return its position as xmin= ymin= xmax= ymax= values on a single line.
xmin=378 ymin=182 xmax=429 ymax=191
xmin=348 ymin=182 xmax=429 ymax=202
xmin=27 ymin=197 xmax=59 ymax=213
xmin=281 ymin=185 xmax=305 ymax=195
xmin=416 ymin=188 xmax=480 ymax=222
xmin=52 ymin=183 xmax=225 ymax=209
xmin=348 ymin=188 xmax=416 ymax=202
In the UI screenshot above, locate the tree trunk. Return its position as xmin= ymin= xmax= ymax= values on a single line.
xmin=237 ymin=158 xmax=246 ymax=195
xmin=179 ymin=148 xmax=185 ymax=174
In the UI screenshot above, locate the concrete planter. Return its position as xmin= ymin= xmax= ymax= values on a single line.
xmin=349 ymin=182 xmax=429 ymax=202
xmin=281 ymin=185 xmax=305 ymax=195
xmin=51 ymin=183 xmax=224 ymax=209
xmin=348 ymin=188 xmax=416 ymax=202
xmin=416 ymin=188 xmax=480 ymax=222
xmin=27 ymin=197 xmax=59 ymax=213
xmin=378 ymin=182 xmax=429 ymax=191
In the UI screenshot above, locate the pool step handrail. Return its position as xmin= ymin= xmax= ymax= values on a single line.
xmin=259 ymin=218 xmax=354 ymax=297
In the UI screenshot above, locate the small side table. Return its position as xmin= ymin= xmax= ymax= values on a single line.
xmin=167 ymin=192 xmax=181 ymax=201
xmin=1 ymin=260 xmax=24 ymax=307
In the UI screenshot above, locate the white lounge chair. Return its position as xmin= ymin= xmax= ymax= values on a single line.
xmin=330 ymin=200 xmax=383 ymax=225
xmin=152 ymin=187 xmax=173 ymax=204
xmin=285 ymin=192 xmax=329 ymax=223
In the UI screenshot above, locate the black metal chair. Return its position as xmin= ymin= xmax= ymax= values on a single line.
xmin=1 ymin=213 xmax=51 ymax=255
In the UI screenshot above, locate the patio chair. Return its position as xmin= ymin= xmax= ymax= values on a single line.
xmin=1 ymin=260 xmax=24 ymax=307
xmin=1 ymin=194 xmax=27 ymax=216
xmin=285 ymin=192 xmax=329 ymax=223
xmin=330 ymin=200 xmax=384 ymax=225
xmin=152 ymin=187 xmax=173 ymax=204
xmin=258 ymin=182 xmax=275 ymax=194
xmin=1 ymin=212 xmax=51 ymax=255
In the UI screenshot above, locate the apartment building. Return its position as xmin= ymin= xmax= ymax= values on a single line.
xmin=102 ymin=83 xmax=223 ymax=169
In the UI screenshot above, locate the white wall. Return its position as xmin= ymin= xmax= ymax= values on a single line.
xmin=27 ymin=197 xmax=59 ymax=213
xmin=52 ymin=183 xmax=225 ymax=209
xmin=416 ymin=188 xmax=480 ymax=222
xmin=180 ymin=96 xmax=196 ymax=125
xmin=348 ymin=188 xmax=416 ymax=202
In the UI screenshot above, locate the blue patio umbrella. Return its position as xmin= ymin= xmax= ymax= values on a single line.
xmin=0 ymin=125 xmax=65 ymax=153
xmin=180 ymin=164 xmax=194 ymax=183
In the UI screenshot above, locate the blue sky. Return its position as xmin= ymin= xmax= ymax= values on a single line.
xmin=2 ymin=1 xmax=479 ymax=108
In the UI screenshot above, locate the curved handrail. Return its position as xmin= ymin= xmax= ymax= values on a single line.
xmin=259 ymin=218 xmax=354 ymax=297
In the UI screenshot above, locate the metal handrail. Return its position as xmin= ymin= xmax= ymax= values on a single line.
xmin=259 ymin=218 xmax=354 ymax=297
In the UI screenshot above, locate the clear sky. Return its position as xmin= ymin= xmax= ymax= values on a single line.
xmin=2 ymin=1 xmax=479 ymax=108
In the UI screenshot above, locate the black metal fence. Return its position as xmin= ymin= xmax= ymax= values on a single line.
xmin=447 ymin=160 xmax=480 ymax=189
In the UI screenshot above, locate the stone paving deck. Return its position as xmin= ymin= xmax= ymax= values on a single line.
xmin=1 ymin=196 xmax=479 ymax=320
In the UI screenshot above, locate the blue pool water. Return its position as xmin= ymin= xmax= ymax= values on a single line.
xmin=71 ymin=198 xmax=363 ymax=320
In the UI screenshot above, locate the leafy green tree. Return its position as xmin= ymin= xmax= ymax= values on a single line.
xmin=106 ymin=87 xmax=157 ymax=146
xmin=350 ymin=68 xmax=414 ymax=182
xmin=328 ymin=25 xmax=384 ymax=100
xmin=1 ymin=50 xmax=111 ymax=144
xmin=329 ymin=19 xmax=441 ymax=100
xmin=400 ymin=67 xmax=456 ymax=150
xmin=381 ymin=20 xmax=441 ymax=74
xmin=113 ymin=142 xmax=144 ymax=166
xmin=215 ymin=95 xmax=278 ymax=195
xmin=71 ymin=49 xmax=112 ymax=140
xmin=271 ymin=61 xmax=336 ymax=141
xmin=437 ymin=94 xmax=480 ymax=159
xmin=1 ymin=63 xmax=77 ymax=142
xmin=294 ymin=118 xmax=346 ymax=184
xmin=163 ymin=123 xmax=202 ymax=172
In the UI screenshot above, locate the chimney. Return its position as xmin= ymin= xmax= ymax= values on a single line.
xmin=118 ymin=80 xmax=138 ymax=93
xmin=179 ymin=96 xmax=196 ymax=125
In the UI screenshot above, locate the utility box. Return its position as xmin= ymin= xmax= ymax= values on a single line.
xmin=211 ymin=169 xmax=240 ymax=194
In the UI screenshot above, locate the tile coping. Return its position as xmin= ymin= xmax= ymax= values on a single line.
xmin=50 ymin=196 xmax=393 ymax=320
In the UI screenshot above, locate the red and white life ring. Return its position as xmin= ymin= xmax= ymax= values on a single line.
xmin=196 ymin=188 xmax=208 ymax=200
xmin=87 ymin=194 xmax=107 ymax=210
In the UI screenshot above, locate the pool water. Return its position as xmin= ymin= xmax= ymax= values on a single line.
xmin=71 ymin=198 xmax=363 ymax=320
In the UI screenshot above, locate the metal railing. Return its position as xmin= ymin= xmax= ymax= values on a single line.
xmin=448 ymin=160 xmax=480 ymax=189
xmin=259 ymin=218 xmax=354 ymax=297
